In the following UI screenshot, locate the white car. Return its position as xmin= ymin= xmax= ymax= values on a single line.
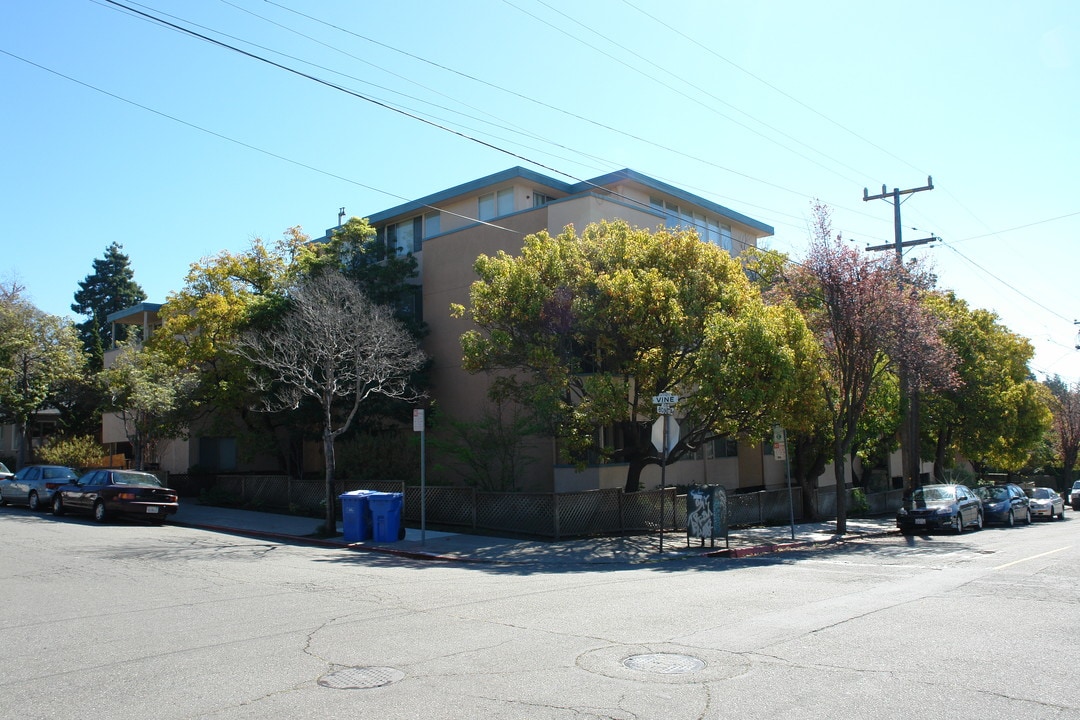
xmin=1069 ymin=480 xmax=1080 ymax=510
xmin=1024 ymin=486 xmax=1065 ymax=520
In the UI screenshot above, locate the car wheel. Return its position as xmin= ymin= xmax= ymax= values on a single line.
xmin=1025 ymin=508 xmax=1033 ymax=525
xmin=1058 ymin=507 xmax=1065 ymax=520
xmin=954 ymin=513 xmax=964 ymax=534
xmin=93 ymin=501 xmax=108 ymax=524
xmin=52 ymin=494 xmax=65 ymax=516
xmin=0 ymin=489 xmax=6 ymax=507
xmin=975 ymin=512 xmax=984 ymax=531
xmin=1006 ymin=510 xmax=1015 ymax=527
xmin=28 ymin=491 xmax=40 ymax=511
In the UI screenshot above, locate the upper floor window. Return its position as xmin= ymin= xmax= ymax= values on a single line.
xmin=650 ymin=196 xmax=733 ymax=252
xmin=386 ymin=217 xmax=420 ymax=255
xmin=423 ymin=211 xmax=440 ymax=238
xmin=533 ymin=192 xmax=553 ymax=208
xmin=478 ymin=188 xmax=514 ymax=221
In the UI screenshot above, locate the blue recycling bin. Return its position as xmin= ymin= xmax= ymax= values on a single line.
xmin=369 ymin=492 xmax=404 ymax=542
xmin=339 ymin=490 xmax=376 ymax=543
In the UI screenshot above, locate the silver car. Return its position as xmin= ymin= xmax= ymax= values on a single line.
xmin=0 ymin=465 xmax=79 ymax=511
xmin=1024 ymin=486 xmax=1065 ymax=520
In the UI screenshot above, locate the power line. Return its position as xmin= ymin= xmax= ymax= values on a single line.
xmin=257 ymin=0 xmax=874 ymax=215
xmin=939 ymin=241 xmax=1072 ymax=323
xmin=0 ymin=48 xmax=525 ymax=238
xmin=617 ymin=0 xmax=931 ymax=180
xmin=92 ymin=0 xmax=820 ymax=262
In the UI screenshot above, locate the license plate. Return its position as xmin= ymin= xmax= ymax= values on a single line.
xmin=915 ymin=518 xmax=926 ymax=525
xmin=146 ymin=506 xmax=160 ymax=514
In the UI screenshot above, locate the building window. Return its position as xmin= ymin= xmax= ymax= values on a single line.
xmin=533 ymin=192 xmax=552 ymax=207
xmin=386 ymin=217 xmax=422 ymax=255
xmin=423 ymin=211 xmax=440 ymax=238
xmin=478 ymin=188 xmax=514 ymax=221
xmin=710 ymin=437 xmax=738 ymax=458
xmin=650 ymin=196 xmax=733 ymax=252
xmin=199 ymin=437 xmax=237 ymax=472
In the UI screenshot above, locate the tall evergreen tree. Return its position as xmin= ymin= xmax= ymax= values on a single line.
xmin=71 ymin=242 xmax=146 ymax=370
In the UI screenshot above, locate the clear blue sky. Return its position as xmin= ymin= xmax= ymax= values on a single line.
xmin=3 ymin=1 xmax=1078 ymax=382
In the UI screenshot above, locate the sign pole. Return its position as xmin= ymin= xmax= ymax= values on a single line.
xmin=414 ymin=408 xmax=426 ymax=545
xmin=660 ymin=413 xmax=668 ymax=553
xmin=651 ymin=394 xmax=679 ymax=555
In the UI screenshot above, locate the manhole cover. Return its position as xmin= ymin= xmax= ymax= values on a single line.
xmin=622 ymin=653 xmax=706 ymax=675
xmin=318 ymin=666 xmax=405 ymax=690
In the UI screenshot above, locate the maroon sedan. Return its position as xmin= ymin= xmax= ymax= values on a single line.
xmin=51 ymin=469 xmax=179 ymax=524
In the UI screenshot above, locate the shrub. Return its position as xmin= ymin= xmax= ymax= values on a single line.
xmin=36 ymin=435 xmax=107 ymax=469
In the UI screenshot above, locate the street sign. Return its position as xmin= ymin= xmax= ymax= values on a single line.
xmin=413 ymin=408 xmax=425 ymax=432
xmin=651 ymin=415 xmax=679 ymax=453
xmin=652 ymin=393 xmax=679 ymax=405
xmin=772 ymin=425 xmax=786 ymax=461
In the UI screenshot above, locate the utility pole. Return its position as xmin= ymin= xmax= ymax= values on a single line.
xmin=863 ymin=178 xmax=935 ymax=492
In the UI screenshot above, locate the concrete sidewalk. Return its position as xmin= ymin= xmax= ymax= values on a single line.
xmin=170 ymin=501 xmax=900 ymax=565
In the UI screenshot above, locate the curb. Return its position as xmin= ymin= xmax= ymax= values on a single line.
xmin=172 ymin=518 xmax=902 ymax=565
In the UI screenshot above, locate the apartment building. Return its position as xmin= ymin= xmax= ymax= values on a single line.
xmin=358 ymin=166 xmax=786 ymax=493
xmin=103 ymin=167 xmax=799 ymax=492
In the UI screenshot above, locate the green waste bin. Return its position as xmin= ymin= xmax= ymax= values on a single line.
xmin=369 ymin=492 xmax=404 ymax=542
xmin=339 ymin=490 xmax=376 ymax=543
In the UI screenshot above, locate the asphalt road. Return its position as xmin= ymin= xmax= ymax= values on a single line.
xmin=1 ymin=505 xmax=1078 ymax=720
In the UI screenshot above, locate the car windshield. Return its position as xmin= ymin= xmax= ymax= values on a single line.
xmin=975 ymin=486 xmax=1009 ymax=501
xmin=1025 ymin=488 xmax=1053 ymax=500
xmin=1072 ymin=481 xmax=1080 ymax=490
xmin=43 ymin=467 xmax=77 ymax=480
xmin=912 ymin=487 xmax=954 ymax=503
xmin=113 ymin=472 xmax=163 ymax=487
xmin=0 ymin=462 xmax=10 ymax=474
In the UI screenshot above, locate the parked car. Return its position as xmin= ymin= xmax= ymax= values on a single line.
xmin=1024 ymin=487 xmax=1065 ymax=520
xmin=1069 ymin=480 xmax=1080 ymax=511
xmin=973 ymin=484 xmax=1032 ymax=526
xmin=51 ymin=469 xmax=179 ymax=524
xmin=0 ymin=465 xmax=79 ymax=510
xmin=897 ymin=483 xmax=984 ymax=534
xmin=0 ymin=462 xmax=12 ymax=480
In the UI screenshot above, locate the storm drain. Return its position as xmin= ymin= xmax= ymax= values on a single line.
xmin=318 ymin=666 xmax=405 ymax=690
xmin=622 ymin=653 xmax=706 ymax=675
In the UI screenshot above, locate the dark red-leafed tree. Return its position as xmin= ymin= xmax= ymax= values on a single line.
xmin=787 ymin=203 xmax=956 ymax=533
xmin=1046 ymin=376 xmax=1080 ymax=489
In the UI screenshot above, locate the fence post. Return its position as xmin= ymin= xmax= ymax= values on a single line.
xmin=470 ymin=487 xmax=477 ymax=531
xmin=553 ymin=493 xmax=560 ymax=541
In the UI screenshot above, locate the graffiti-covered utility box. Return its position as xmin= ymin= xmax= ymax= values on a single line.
xmin=686 ymin=485 xmax=727 ymax=548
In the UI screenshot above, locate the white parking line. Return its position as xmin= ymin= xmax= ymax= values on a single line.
xmin=993 ymin=546 xmax=1072 ymax=570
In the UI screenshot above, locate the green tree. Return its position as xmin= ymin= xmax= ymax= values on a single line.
xmin=453 ymin=219 xmax=820 ymax=493
xmin=299 ymin=217 xmax=426 ymax=336
xmin=923 ymin=292 xmax=1052 ymax=476
xmin=100 ymin=344 xmax=196 ymax=471
xmin=149 ymin=232 xmax=301 ymax=468
xmin=71 ymin=242 xmax=146 ymax=371
xmin=0 ymin=286 xmax=86 ymax=466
